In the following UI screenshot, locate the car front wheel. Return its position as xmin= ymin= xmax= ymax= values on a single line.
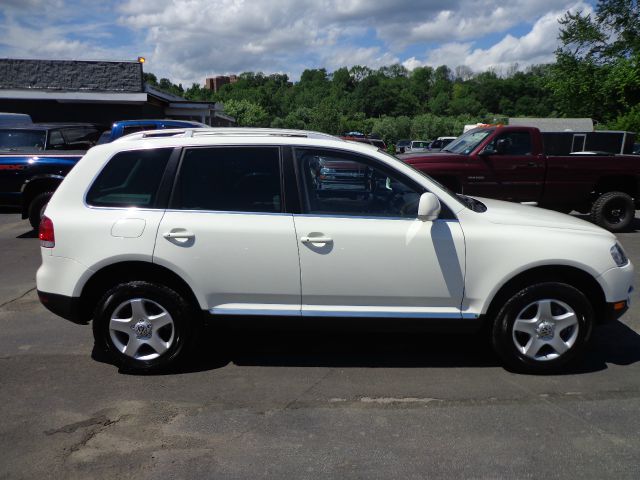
xmin=93 ymin=281 xmax=195 ymax=372
xmin=491 ymin=282 xmax=594 ymax=373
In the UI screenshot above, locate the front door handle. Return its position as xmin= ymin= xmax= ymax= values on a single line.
xmin=163 ymin=230 xmax=195 ymax=239
xmin=300 ymin=236 xmax=333 ymax=244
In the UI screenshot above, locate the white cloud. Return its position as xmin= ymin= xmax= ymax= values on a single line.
xmin=323 ymin=47 xmax=400 ymax=72
xmin=407 ymin=2 xmax=593 ymax=74
xmin=0 ymin=22 xmax=131 ymax=60
xmin=377 ymin=0 xmax=579 ymax=48
xmin=0 ymin=0 xmax=597 ymax=84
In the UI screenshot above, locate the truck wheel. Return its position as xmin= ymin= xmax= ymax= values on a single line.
xmin=28 ymin=191 xmax=53 ymax=230
xmin=491 ymin=282 xmax=594 ymax=373
xmin=591 ymin=191 xmax=635 ymax=232
xmin=93 ymin=281 xmax=195 ymax=372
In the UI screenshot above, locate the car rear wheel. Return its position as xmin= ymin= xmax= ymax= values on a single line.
xmin=491 ymin=282 xmax=594 ymax=373
xmin=93 ymin=281 xmax=195 ymax=372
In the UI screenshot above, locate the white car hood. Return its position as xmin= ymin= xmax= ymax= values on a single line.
xmin=475 ymin=197 xmax=614 ymax=236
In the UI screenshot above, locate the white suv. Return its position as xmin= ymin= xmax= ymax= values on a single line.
xmin=36 ymin=128 xmax=634 ymax=373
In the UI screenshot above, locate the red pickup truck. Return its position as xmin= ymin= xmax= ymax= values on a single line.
xmin=401 ymin=126 xmax=640 ymax=232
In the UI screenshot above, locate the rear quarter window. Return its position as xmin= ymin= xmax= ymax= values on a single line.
xmin=86 ymin=148 xmax=172 ymax=208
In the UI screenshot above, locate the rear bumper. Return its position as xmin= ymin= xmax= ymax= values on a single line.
xmin=37 ymin=290 xmax=87 ymax=325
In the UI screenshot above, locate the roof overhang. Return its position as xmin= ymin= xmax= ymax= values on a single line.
xmin=165 ymin=101 xmax=234 ymax=121
xmin=0 ymin=89 xmax=148 ymax=104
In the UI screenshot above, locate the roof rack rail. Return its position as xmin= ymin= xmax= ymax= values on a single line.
xmin=115 ymin=127 xmax=341 ymax=142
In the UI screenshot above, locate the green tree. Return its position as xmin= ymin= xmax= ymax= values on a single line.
xmin=143 ymin=72 xmax=158 ymax=86
xmin=223 ymin=99 xmax=270 ymax=127
xmin=549 ymin=0 xmax=640 ymax=122
xmin=409 ymin=66 xmax=434 ymax=109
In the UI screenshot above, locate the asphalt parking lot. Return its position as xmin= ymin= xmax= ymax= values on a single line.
xmin=1 ymin=212 xmax=640 ymax=479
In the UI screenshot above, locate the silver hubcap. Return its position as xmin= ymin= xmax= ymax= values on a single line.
xmin=512 ymin=299 xmax=579 ymax=361
xmin=109 ymin=298 xmax=175 ymax=360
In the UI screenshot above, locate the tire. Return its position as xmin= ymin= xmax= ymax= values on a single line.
xmin=92 ymin=281 xmax=195 ymax=372
xmin=28 ymin=191 xmax=53 ymax=230
xmin=590 ymin=191 xmax=635 ymax=232
xmin=491 ymin=282 xmax=594 ymax=373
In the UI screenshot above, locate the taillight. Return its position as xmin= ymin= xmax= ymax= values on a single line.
xmin=39 ymin=215 xmax=55 ymax=248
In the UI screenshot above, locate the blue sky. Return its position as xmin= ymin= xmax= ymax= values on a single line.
xmin=0 ymin=0 xmax=594 ymax=85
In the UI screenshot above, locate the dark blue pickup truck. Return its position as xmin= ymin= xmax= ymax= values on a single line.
xmin=0 ymin=119 xmax=208 ymax=228
xmin=97 ymin=119 xmax=207 ymax=144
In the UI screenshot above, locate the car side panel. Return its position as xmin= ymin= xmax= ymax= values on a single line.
xmin=458 ymin=210 xmax=620 ymax=315
xmin=153 ymin=211 xmax=301 ymax=312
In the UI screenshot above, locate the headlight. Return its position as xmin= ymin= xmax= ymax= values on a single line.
xmin=610 ymin=243 xmax=629 ymax=267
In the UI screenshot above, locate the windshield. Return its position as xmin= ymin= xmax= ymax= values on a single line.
xmin=443 ymin=128 xmax=494 ymax=155
xmin=0 ymin=130 xmax=46 ymax=151
xmin=97 ymin=130 xmax=112 ymax=145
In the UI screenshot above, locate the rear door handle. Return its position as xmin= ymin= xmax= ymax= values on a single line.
xmin=163 ymin=230 xmax=195 ymax=239
xmin=301 ymin=236 xmax=333 ymax=244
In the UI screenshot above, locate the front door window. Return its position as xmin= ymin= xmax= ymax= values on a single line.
xmin=297 ymin=149 xmax=424 ymax=218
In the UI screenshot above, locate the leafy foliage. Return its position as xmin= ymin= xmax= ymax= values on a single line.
xmin=145 ymin=1 xmax=639 ymax=141
xmin=550 ymin=0 xmax=640 ymax=123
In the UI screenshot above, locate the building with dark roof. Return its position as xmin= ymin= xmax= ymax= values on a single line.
xmin=0 ymin=58 xmax=234 ymax=127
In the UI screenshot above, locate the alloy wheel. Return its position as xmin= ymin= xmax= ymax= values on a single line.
xmin=108 ymin=298 xmax=175 ymax=360
xmin=511 ymin=299 xmax=579 ymax=361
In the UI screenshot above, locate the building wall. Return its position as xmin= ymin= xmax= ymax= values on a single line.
xmin=0 ymin=59 xmax=143 ymax=92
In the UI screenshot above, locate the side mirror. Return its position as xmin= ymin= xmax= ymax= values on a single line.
xmin=418 ymin=192 xmax=441 ymax=221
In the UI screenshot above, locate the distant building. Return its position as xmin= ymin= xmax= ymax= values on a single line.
xmin=0 ymin=58 xmax=235 ymax=126
xmin=204 ymin=75 xmax=238 ymax=92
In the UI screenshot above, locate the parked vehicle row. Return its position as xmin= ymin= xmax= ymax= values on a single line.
xmin=396 ymin=137 xmax=457 ymax=154
xmin=0 ymin=119 xmax=207 ymax=227
xmin=340 ymin=133 xmax=387 ymax=150
xmin=35 ymin=127 xmax=633 ymax=374
xmin=399 ymin=126 xmax=640 ymax=232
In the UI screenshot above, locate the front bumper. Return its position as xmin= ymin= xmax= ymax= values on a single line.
xmin=603 ymin=298 xmax=630 ymax=323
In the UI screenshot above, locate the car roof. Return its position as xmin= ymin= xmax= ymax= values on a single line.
xmin=116 ymin=127 xmax=341 ymax=143
xmin=96 ymin=127 xmax=395 ymax=158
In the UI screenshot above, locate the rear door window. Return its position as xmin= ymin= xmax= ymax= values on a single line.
xmin=174 ymin=147 xmax=282 ymax=213
xmin=86 ymin=148 xmax=173 ymax=208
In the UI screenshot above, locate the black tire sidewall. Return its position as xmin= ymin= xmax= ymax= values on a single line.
xmin=492 ymin=282 xmax=594 ymax=373
xmin=28 ymin=191 xmax=53 ymax=229
xmin=92 ymin=281 xmax=193 ymax=372
xmin=592 ymin=191 xmax=634 ymax=232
